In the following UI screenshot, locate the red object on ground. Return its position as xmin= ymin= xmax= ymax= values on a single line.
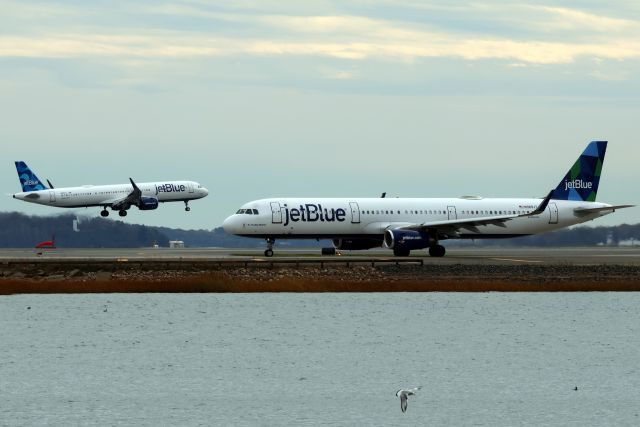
xmin=35 ymin=241 xmax=56 ymax=249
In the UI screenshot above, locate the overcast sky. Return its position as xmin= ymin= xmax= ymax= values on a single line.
xmin=1 ymin=1 xmax=638 ymax=230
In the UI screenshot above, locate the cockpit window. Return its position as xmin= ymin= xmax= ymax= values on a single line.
xmin=236 ymin=208 xmax=259 ymax=215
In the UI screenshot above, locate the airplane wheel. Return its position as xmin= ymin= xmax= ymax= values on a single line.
xmin=393 ymin=248 xmax=410 ymax=257
xmin=429 ymin=245 xmax=446 ymax=257
xmin=264 ymin=249 xmax=274 ymax=257
xmin=100 ymin=210 xmax=109 ymax=217
xmin=185 ymin=207 xmax=191 ymax=212
xmin=119 ymin=210 xmax=128 ymax=217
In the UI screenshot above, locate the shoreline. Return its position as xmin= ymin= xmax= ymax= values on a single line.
xmin=2 ymin=263 xmax=640 ymax=294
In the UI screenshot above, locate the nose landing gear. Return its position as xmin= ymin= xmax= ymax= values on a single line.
xmin=184 ymin=201 xmax=191 ymax=212
xmin=264 ymin=238 xmax=275 ymax=257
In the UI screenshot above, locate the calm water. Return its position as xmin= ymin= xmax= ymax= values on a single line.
xmin=1 ymin=293 xmax=639 ymax=426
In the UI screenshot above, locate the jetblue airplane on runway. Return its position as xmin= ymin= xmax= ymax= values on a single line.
xmin=223 ymin=141 xmax=633 ymax=257
xmin=13 ymin=161 xmax=208 ymax=217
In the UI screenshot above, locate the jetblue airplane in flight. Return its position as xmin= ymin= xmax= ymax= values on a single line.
xmin=13 ymin=161 xmax=208 ymax=217
xmin=223 ymin=141 xmax=632 ymax=257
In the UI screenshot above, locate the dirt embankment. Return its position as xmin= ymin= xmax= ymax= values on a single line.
xmin=1 ymin=263 xmax=640 ymax=294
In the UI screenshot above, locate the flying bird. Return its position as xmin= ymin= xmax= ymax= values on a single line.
xmin=396 ymin=386 xmax=421 ymax=413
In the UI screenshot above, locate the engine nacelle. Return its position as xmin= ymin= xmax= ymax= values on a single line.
xmin=332 ymin=238 xmax=382 ymax=250
xmin=383 ymin=229 xmax=431 ymax=250
xmin=138 ymin=196 xmax=159 ymax=211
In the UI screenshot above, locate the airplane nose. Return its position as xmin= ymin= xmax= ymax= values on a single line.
xmin=222 ymin=215 xmax=236 ymax=233
xmin=202 ymin=187 xmax=209 ymax=197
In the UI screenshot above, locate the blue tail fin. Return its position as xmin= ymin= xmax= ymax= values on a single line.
xmin=551 ymin=141 xmax=607 ymax=202
xmin=15 ymin=161 xmax=47 ymax=192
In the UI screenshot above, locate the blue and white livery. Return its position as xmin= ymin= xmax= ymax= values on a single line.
xmin=223 ymin=141 xmax=633 ymax=257
xmin=13 ymin=161 xmax=208 ymax=217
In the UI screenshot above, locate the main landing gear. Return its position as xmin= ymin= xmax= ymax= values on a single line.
xmin=100 ymin=208 xmax=109 ymax=218
xmin=428 ymin=244 xmax=446 ymax=257
xmin=391 ymin=243 xmax=446 ymax=258
xmin=184 ymin=201 xmax=191 ymax=212
xmin=264 ymin=238 xmax=275 ymax=257
xmin=118 ymin=210 xmax=128 ymax=217
xmin=393 ymin=248 xmax=411 ymax=257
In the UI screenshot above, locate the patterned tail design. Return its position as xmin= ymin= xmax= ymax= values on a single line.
xmin=15 ymin=161 xmax=47 ymax=192
xmin=551 ymin=141 xmax=607 ymax=202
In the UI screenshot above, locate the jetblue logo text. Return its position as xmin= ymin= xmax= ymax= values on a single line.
xmin=24 ymin=180 xmax=40 ymax=186
xmin=155 ymin=183 xmax=186 ymax=193
xmin=564 ymin=180 xmax=593 ymax=191
xmin=283 ymin=204 xmax=346 ymax=227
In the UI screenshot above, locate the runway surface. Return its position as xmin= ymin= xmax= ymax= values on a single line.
xmin=1 ymin=247 xmax=639 ymax=265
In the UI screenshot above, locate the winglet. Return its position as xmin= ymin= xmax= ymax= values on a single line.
xmin=530 ymin=190 xmax=553 ymax=216
xmin=129 ymin=178 xmax=140 ymax=191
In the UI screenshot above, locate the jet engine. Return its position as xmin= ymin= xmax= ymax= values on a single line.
xmin=138 ymin=196 xmax=159 ymax=210
xmin=332 ymin=238 xmax=382 ymax=250
xmin=383 ymin=229 xmax=432 ymax=250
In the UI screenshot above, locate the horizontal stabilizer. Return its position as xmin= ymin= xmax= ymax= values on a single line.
xmin=574 ymin=205 xmax=635 ymax=215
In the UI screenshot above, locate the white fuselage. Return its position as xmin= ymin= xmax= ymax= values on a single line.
xmin=223 ymin=197 xmax=613 ymax=240
xmin=13 ymin=181 xmax=208 ymax=208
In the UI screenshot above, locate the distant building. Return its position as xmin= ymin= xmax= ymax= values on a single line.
xmin=169 ymin=240 xmax=185 ymax=248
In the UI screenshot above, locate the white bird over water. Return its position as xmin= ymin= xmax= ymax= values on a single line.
xmin=396 ymin=386 xmax=422 ymax=413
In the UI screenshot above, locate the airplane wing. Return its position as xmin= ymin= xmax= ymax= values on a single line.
xmin=394 ymin=190 xmax=553 ymax=237
xmin=108 ymin=178 xmax=142 ymax=211
xmin=574 ymin=205 xmax=635 ymax=215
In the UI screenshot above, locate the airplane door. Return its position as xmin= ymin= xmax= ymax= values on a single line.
xmin=187 ymin=183 xmax=194 ymax=193
xmin=447 ymin=205 xmax=457 ymax=220
xmin=49 ymin=190 xmax=56 ymax=203
xmin=549 ymin=202 xmax=558 ymax=224
xmin=270 ymin=202 xmax=282 ymax=224
xmin=349 ymin=202 xmax=360 ymax=224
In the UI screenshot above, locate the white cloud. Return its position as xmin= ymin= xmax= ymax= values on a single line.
xmin=531 ymin=6 xmax=636 ymax=32
xmin=1 ymin=29 xmax=639 ymax=66
xmin=1 ymin=5 xmax=640 ymax=68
